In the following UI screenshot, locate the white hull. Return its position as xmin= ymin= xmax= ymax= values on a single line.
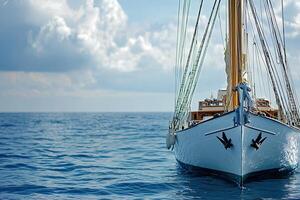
xmin=174 ymin=111 xmax=300 ymax=184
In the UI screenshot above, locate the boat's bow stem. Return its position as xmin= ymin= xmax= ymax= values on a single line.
xmin=235 ymin=82 xmax=253 ymax=185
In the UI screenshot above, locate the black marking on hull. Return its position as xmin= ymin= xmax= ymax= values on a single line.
xmin=217 ymin=132 xmax=233 ymax=149
xmin=250 ymin=132 xmax=267 ymax=150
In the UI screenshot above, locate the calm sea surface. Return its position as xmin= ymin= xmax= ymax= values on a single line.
xmin=0 ymin=112 xmax=300 ymax=199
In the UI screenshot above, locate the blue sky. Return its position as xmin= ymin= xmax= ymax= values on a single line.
xmin=0 ymin=0 xmax=299 ymax=112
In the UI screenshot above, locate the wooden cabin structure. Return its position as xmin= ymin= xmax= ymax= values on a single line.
xmin=191 ymin=90 xmax=278 ymax=122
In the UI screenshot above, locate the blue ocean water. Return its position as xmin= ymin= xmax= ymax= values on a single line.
xmin=0 ymin=113 xmax=300 ymax=199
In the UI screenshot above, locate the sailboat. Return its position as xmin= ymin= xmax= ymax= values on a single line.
xmin=167 ymin=0 xmax=300 ymax=185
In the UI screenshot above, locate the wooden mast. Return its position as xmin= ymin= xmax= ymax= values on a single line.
xmin=228 ymin=0 xmax=243 ymax=110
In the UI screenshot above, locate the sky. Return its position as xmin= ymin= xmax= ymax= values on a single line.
xmin=0 ymin=0 xmax=299 ymax=112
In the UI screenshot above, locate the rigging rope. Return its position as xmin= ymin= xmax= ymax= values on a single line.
xmin=281 ymin=0 xmax=287 ymax=62
xmin=248 ymin=0 xmax=288 ymax=122
xmin=175 ymin=0 xmax=204 ymax=115
xmin=266 ymin=0 xmax=300 ymax=124
xmin=174 ymin=0 xmax=182 ymax=107
xmin=249 ymin=0 xmax=300 ymax=125
xmin=173 ymin=0 xmax=222 ymax=129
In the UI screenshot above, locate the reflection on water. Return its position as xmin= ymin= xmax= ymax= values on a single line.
xmin=282 ymin=134 xmax=299 ymax=169
xmin=175 ymin=164 xmax=300 ymax=199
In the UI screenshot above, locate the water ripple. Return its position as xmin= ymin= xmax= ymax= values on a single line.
xmin=0 ymin=112 xmax=300 ymax=199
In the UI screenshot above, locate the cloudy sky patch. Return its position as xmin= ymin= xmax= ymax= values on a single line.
xmin=0 ymin=0 xmax=299 ymax=112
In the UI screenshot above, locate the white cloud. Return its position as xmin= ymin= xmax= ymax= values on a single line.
xmin=0 ymin=0 xmax=239 ymax=98
xmin=27 ymin=0 xmax=75 ymax=24
xmin=26 ymin=0 xmax=176 ymax=73
xmin=1 ymin=0 xmax=299 ymax=111
xmin=0 ymin=71 xmax=96 ymax=96
xmin=0 ymin=0 xmax=180 ymax=105
xmin=32 ymin=16 xmax=72 ymax=53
